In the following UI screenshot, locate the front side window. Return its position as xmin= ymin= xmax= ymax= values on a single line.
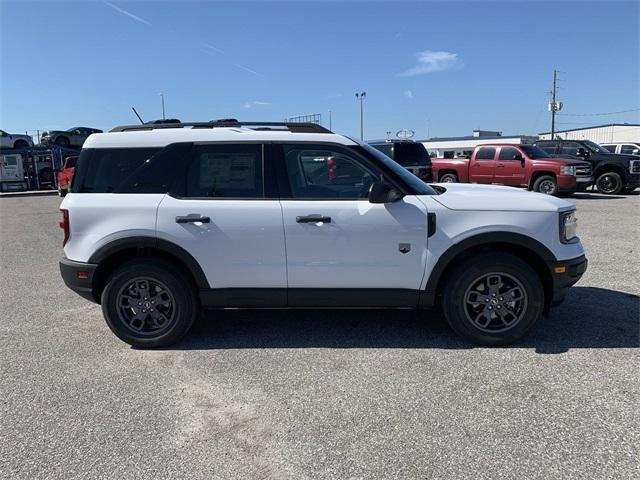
xmin=520 ymin=145 xmax=550 ymax=159
xmin=284 ymin=144 xmax=380 ymax=199
xmin=186 ymin=144 xmax=263 ymax=198
xmin=476 ymin=147 xmax=496 ymax=160
xmin=498 ymin=147 xmax=521 ymax=160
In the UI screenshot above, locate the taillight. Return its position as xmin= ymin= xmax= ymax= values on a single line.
xmin=59 ymin=209 xmax=70 ymax=246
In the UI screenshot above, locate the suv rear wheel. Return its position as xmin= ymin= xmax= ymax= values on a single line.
xmin=596 ymin=172 xmax=623 ymax=194
xmin=441 ymin=253 xmax=544 ymax=346
xmin=101 ymin=258 xmax=198 ymax=347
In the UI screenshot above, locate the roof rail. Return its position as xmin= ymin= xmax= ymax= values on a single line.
xmin=109 ymin=121 xmax=332 ymax=134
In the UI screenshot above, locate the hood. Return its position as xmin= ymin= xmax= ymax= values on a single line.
xmin=541 ymin=156 xmax=590 ymax=166
xmin=430 ymin=183 xmax=574 ymax=213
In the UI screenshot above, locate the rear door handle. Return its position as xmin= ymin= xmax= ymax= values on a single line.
xmin=296 ymin=215 xmax=331 ymax=224
xmin=175 ymin=215 xmax=210 ymax=224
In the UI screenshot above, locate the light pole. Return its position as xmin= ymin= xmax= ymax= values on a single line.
xmin=355 ymin=91 xmax=366 ymax=140
xmin=160 ymin=92 xmax=166 ymax=120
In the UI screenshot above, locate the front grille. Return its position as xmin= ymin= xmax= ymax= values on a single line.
xmin=575 ymin=165 xmax=592 ymax=176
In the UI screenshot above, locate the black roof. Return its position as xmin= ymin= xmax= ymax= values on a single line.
xmin=538 ymin=123 xmax=640 ymax=135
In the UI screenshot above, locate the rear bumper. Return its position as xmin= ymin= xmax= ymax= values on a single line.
xmin=59 ymin=257 xmax=98 ymax=303
xmin=549 ymin=254 xmax=588 ymax=306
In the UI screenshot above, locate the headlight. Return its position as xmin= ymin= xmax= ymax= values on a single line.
xmin=560 ymin=210 xmax=578 ymax=243
xmin=560 ymin=165 xmax=576 ymax=175
xmin=630 ymin=159 xmax=640 ymax=174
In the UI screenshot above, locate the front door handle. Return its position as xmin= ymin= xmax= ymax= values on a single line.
xmin=496 ymin=163 xmax=505 ymax=167
xmin=296 ymin=215 xmax=331 ymax=224
xmin=175 ymin=215 xmax=210 ymax=224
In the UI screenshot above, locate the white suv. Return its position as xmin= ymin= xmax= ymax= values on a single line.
xmin=59 ymin=121 xmax=587 ymax=348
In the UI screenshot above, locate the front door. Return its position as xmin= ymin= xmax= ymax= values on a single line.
xmin=469 ymin=146 xmax=496 ymax=183
xmin=494 ymin=146 xmax=527 ymax=186
xmin=277 ymin=143 xmax=429 ymax=306
xmin=156 ymin=143 xmax=287 ymax=302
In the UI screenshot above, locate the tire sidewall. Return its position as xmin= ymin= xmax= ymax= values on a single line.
xmin=101 ymin=259 xmax=198 ymax=347
xmin=442 ymin=253 xmax=544 ymax=346
xmin=596 ymin=172 xmax=622 ymax=195
xmin=534 ymin=175 xmax=557 ymax=195
xmin=440 ymin=173 xmax=457 ymax=183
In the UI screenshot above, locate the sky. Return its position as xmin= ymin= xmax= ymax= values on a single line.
xmin=1 ymin=0 xmax=639 ymax=141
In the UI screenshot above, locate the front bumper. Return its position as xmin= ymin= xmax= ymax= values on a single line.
xmin=549 ymin=254 xmax=588 ymax=306
xmin=625 ymin=172 xmax=640 ymax=189
xmin=556 ymin=174 xmax=578 ymax=192
xmin=576 ymin=175 xmax=593 ymax=185
xmin=59 ymin=257 xmax=98 ymax=303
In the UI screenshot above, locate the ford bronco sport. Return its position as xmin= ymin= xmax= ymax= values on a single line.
xmin=59 ymin=120 xmax=587 ymax=348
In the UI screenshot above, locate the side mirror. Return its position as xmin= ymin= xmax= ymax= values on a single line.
xmin=512 ymin=153 xmax=524 ymax=162
xmin=368 ymin=182 xmax=404 ymax=204
xmin=576 ymin=148 xmax=588 ymax=158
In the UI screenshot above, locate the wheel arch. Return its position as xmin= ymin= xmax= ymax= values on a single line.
xmin=593 ymin=163 xmax=626 ymax=179
xmin=89 ymin=237 xmax=209 ymax=303
xmin=421 ymin=232 xmax=555 ymax=313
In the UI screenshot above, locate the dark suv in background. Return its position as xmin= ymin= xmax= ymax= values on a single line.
xmin=535 ymin=139 xmax=640 ymax=194
xmin=368 ymin=140 xmax=433 ymax=182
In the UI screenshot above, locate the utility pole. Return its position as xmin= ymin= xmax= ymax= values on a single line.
xmin=549 ymin=70 xmax=562 ymax=139
xmin=160 ymin=92 xmax=166 ymax=120
xmin=355 ymin=91 xmax=366 ymax=140
xmin=329 ymin=110 xmax=332 ymax=130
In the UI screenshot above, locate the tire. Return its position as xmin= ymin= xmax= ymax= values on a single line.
xmin=55 ymin=136 xmax=70 ymax=146
xmin=101 ymin=258 xmax=199 ymax=348
xmin=440 ymin=173 xmax=458 ymax=183
xmin=595 ymin=172 xmax=622 ymax=195
xmin=533 ymin=175 xmax=557 ymax=195
xmin=441 ymin=252 xmax=544 ymax=346
xmin=13 ymin=140 xmax=28 ymax=149
xmin=621 ymin=186 xmax=637 ymax=195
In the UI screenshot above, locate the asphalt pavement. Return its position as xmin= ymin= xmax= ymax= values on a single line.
xmin=1 ymin=192 xmax=638 ymax=479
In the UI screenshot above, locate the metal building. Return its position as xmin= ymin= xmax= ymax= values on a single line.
xmin=538 ymin=123 xmax=640 ymax=143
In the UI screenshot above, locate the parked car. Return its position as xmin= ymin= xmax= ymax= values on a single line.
xmin=600 ymin=142 xmax=640 ymax=156
xmin=0 ymin=152 xmax=28 ymax=192
xmin=0 ymin=130 xmax=33 ymax=149
xmin=56 ymin=155 xmax=78 ymax=196
xmin=59 ymin=120 xmax=587 ymax=348
xmin=368 ymin=140 xmax=433 ymax=181
xmin=41 ymin=127 xmax=102 ymax=147
xmin=535 ymin=139 xmax=640 ymax=194
xmin=431 ymin=144 xmax=592 ymax=196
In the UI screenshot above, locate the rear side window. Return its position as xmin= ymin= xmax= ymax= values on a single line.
xmin=185 ymin=144 xmax=263 ymax=198
xmin=602 ymin=145 xmax=616 ymax=153
xmin=476 ymin=147 xmax=496 ymax=160
xmin=72 ymin=148 xmax=161 ymax=193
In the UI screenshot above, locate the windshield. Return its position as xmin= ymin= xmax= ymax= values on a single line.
xmin=582 ymin=140 xmax=611 ymax=154
xmin=520 ymin=145 xmax=550 ymax=159
xmin=356 ymin=141 xmax=437 ymax=195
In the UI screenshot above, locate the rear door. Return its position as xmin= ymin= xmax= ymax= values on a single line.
xmin=494 ymin=146 xmax=526 ymax=186
xmin=469 ymin=146 xmax=496 ymax=183
xmin=156 ymin=143 xmax=287 ymax=300
xmin=277 ymin=143 xmax=428 ymax=306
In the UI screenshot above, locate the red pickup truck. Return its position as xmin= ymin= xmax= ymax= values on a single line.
xmin=431 ymin=144 xmax=592 ymax=196
xmin=56 ymin=155 xmax=78 ymax=197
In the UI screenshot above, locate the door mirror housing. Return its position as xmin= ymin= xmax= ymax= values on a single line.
xmin=368 ymin=182 xmax=404 ymax=204
xmin=576 ymin=147 xmax=589 ymax=158
xmin=512 ymin=153 xmax=524 ymax=162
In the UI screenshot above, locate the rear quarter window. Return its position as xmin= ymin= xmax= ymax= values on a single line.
xmin=71 ymin=147 xmax=162 ymax=193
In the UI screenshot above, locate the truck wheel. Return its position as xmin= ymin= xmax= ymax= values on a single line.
xmin=441 ymin=252 xmax=544 ymax=346
xmin=440 ymin=173 xmax=458 ymax=183
xmin=533 ymin=175 xmax=557 ymax=195
xmin=55 ymin=136 xmax=70 ymax=146
xmin=596 ymin=172 xmax=622 ymax=194
xmin=101 ymin=258 xmax=198 ymax=348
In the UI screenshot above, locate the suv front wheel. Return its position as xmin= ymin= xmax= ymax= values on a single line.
xmin=101 ymin=258 xmax=198 ymax=347
xmin=441 ymin=253 xmax=544 ymax=346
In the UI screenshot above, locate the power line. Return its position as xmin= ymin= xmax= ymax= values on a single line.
xmin=557 ymin=107 xmax=640 ymax=117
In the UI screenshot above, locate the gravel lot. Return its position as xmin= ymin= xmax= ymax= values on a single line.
xmin=1 ymin=191 xmax=638 ymax=479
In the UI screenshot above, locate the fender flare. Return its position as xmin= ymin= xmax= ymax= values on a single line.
xmin=420 ymin=231 xmax=556 ymax=308
xmin=88 ymin=236 xmax=210 ymax=289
